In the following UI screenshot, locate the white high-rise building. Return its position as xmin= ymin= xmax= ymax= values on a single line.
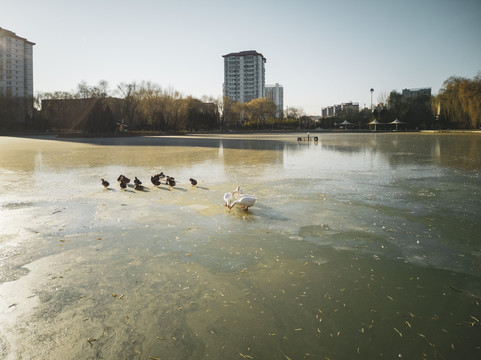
xmin=265 ymin=83 xmax=284 ymax=118
xmin=223 ymin=50 xmax=266 ymax=103
xmin=0 ymin=27 xmax=35 ymax=122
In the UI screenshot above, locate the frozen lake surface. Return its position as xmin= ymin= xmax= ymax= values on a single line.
xmin=1 ymin=133 xmax=480 ymax=359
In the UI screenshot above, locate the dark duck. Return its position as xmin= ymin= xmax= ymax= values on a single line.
xmin=134 ymin=183 xmax=145 ymax=191
xmin=117 ymin=175 xmax=130 ymax=184
xmin=101 ymin=179 xmax=109 ymax=188
xmin=151 ymin=175 xmax=161 ymax=186
xmin=166 ymin=176 xmax=176 ymax=187
xmin=189 ymin=178 xmax=197 ymax=186
xmin=134 ymin=177 xmax=142 ymax=186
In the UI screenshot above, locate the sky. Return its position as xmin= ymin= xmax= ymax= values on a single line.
xmin=2 ymin=0 xmax=480 ymax=115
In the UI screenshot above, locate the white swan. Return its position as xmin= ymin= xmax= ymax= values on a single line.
xmin=228 ymin=194 xmax=257 ymax=211
xmin=224 ymin=192 xmax=234 ymax=206
xmin=224 ymin=186 xmax=257 ymax=210
xmin=232 ymin=186 xmax=243 ymax=199
xmin=224 ymin=187 xmax=245 ymax=206
xmin=232 ymin=186 xmax=255 ymax=199
xmin=228 ymin=187 xmax=256 ymax=211
xmin=224 ymin=186 xmax=248 ymax=206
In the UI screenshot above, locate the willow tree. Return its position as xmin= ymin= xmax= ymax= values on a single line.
xmin=459 ymin=74 xmax=481 ymax=129
xmin=434 ymin=74 xmax=481 ymax=129
xmin=245 ymin=98 xmax=277 ymax=129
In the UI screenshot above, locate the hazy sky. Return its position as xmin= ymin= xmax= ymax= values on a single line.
xmin=2 ymin=0 xmax=480 ymax=114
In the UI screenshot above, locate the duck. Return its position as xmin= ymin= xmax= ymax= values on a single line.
xmin=228 ymin=194 xmax=257 ymax=211
xmin=134 ymin=177 xmax=142 ymax=186
xmin=117 ymin=175 xmax=130 ymax=184
xmin=151 ymin=175 xmax=161 ymax=186
xmin=134 ymin=184 xmax=145 ymax=191
xmin=189 ymin=178 xmax=197 ymax=186
xmin=119 ymin=180 xmax=127 ymax=190
xmin=166 ymin=176 xmax=176 ymax=187
xmin=101 ymin=178 xmax=109 ymax=188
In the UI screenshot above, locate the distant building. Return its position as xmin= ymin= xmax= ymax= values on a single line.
xmin=321 ymin=107 xmax=328 ymax=118
xmin=265 ymin=83 xmax=283 ymax=118
xmin=321 ymin=102 xmax=359 ymax=118
xmin=222 ymin=50 xmax=266 ymax=103
xmin=341 ymin=102 xmax=359 ymax=115
xmin=327 ymin=106 xmax=335 ymax=117
xmin=402 ymin=87 xmax=431 ymax=99
xmin=0 ymin=27 xmax=35 ymax=123
xmin=388 ymin=87 xmax=431 ymax=109
xmin=334 ymin=104 xmax=341 ymax=115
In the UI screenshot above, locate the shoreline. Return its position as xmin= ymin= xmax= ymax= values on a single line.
xmin=1 ymin=128 xmax=481 ymax=139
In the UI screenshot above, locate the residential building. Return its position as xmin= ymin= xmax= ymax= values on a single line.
xmin=321 ymin=107 xmax=328 ymax=118
xmin=327 ymin=106 xmax=335 ymax=117
xmin=341 ymin=102 xmax=359 ymax=115
xmin=388 ymin=87 xmax=431 ymax=109
xmin=402 ymin=87 xmax=431 ymax=99
xmin=222 ymin=50 xmax=266 ymax=103
xmin=0 ymin=27 xmax=35 ymax=123
xmin=265 ymin=83 xmax=283 ymax=118
xmin=321 ymin=102 xmax=359 ymax=118
xmin=334 ymin=104 xmax=341 ymax=115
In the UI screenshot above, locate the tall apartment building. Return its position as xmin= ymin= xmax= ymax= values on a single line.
xmin=222 ymin=50 xmax=266 ymax=103
xmin=0 ymin=27 xmax=35 ymax=122
xmin=265 ymin=83 xmax=284 ymax=118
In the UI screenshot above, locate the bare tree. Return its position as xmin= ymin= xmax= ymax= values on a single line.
xmin=117 ymin=82 xmax=140 ymax=128
xmin=377 ymin=91 xmax=388 ymax=107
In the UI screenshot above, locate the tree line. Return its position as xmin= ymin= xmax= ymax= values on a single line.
xmin=32 ymin=80 xmax=221 ymax=133
xmin=2 ymin=73 xmax=480 ymax=133
xmin=316 ymin=73 xmax=480 ymax=131
xmin=27 ymin=80 xmax=297 ymax=134
xmin=221 ymin=96 xmax=305 ymax=130
xmin=33 ymin=80 xmax=304 ymax=133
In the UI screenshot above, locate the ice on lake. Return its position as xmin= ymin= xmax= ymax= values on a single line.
xmin=1 ymin=133 xmax=480 ymax=359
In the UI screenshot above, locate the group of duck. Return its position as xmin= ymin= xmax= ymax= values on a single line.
xmin=100 ymin=172 xmax=198 ymax=192
xmin=100 ymin=175 xmax=256 ymax=211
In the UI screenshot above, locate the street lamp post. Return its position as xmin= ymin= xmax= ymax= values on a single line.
xmin=370 ymin=88 xmax=374 ymax=112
